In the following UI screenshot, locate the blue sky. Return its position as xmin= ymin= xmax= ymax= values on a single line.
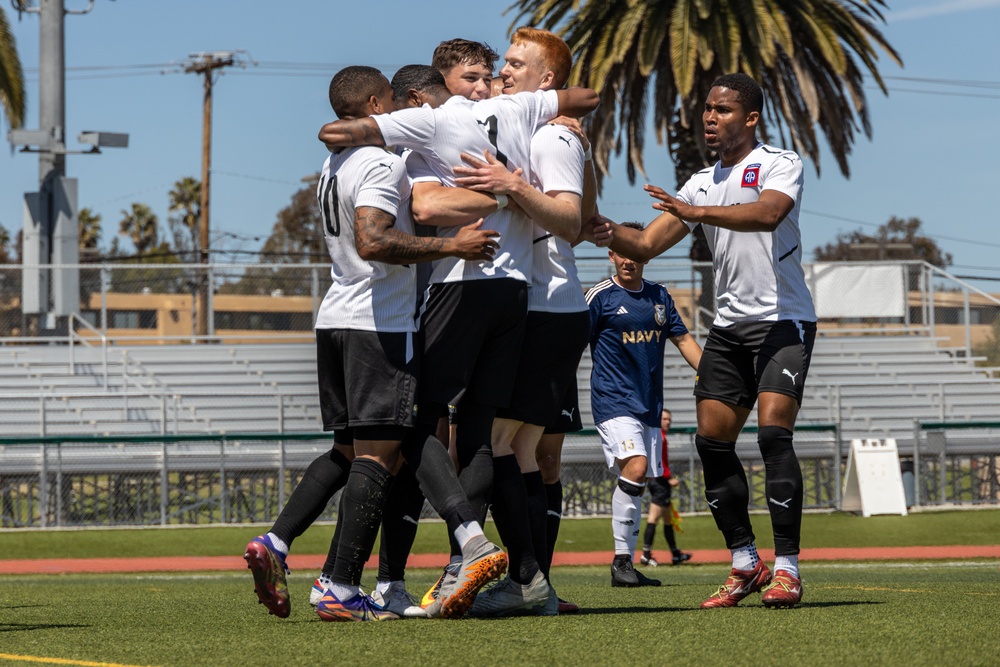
xmin=2 ymin=0 xmax=999 ymax=288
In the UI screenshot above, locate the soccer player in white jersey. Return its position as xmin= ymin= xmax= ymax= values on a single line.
xmin=587 ymin=73 xmax=817 ymax=609
xmin=586 ymin=222 xmax=702 ymax=588
xmin=448 ymin=26 xmax=599 ymax=616
xmin=318 ymin=77 xmax=599 ymax=614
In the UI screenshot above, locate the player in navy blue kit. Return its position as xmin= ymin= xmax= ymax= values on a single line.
xmin=586 ymin=222 xmax=702 ymax=587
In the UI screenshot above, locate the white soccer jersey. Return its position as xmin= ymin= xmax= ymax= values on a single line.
xmin=676 ymin=142 xmax=817 ymax=326
xmin=314 ymin=146 xmax=417 ymax=333
xmin=373 ymin=89 xmax=561 ymax=285
xmin=527 ymin=123 xmax=587 ymax=313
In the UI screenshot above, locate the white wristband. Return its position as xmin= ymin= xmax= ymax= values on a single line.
xmin=583 ymin=146 xmax=593 ymax=162
xmin=495 ymin=193 xmax=509 ymax=210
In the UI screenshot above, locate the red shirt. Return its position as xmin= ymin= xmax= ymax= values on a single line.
xmin=659 ymin=429 xmax=672 ymax=479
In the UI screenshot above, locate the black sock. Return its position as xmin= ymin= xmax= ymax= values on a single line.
xmin=490 ymin=455 xmax=539 ymax=584
xmin=378 ymin=462 xmax=425 ymax=582
xmin=454 ymin=401 xmax=496 ymax=523
xmin=523 ymin=471 xmax=550 ymax=577
xmin=643 ymin=523 xmax=656 ymax=552
xmin=331 ymin=458 xmax=391 ymax=586
xmin=696 ymin=434 xmax=754 ymax=549
xmin=759 ymin=426 xmax=803 ymax=556
xmin=664 ymin=524 xmax=679 ymax=552
xmin=322 ymin=487 xmax=348 ymax=576
xmin=271 ymin=447 xmax=351 ymax=546
xmin=544 ymin=481 xmax=563 ymax=566
xmin=400 ymin=426 xmax=477 ymax=537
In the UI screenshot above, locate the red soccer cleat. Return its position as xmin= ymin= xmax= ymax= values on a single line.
xmin=700 ymin=561 xmax=772 ymax=608
xmin=762 ymin=569 xmax=803 ymax=608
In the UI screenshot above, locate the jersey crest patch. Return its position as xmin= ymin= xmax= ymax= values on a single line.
xmin=654 ymin=304 xmax=666 ymax=326
xmin=742 ymin=164 xmax=761 ymax=187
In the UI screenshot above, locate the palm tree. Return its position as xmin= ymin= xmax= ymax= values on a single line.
xmin=0 ymin=6 xmax=25 ymax=129
xmin=509 ymin=0 xmax=901 ymax=324
xmin=167 ymin=177 xmax=201 ymax=262
xmin=118 ymin=203 xmax=159 ymax=257
xmin=78 ymin=207 xmax=102 ymax=259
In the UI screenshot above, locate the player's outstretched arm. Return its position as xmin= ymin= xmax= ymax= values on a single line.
xmin=354 ymin=206 xmax=498 ymax=264
xmin=647 ymin=184 xmax=793 ymax=233
xmin=318 ymin=118 xmax=386 ymax=151
xmin=670 ymin=333 xmax=703 ymax=372
xmin=606 ymin=210 xmax=690 ymax=263
xmin=554 ymin=87 xmax=600 ymax=119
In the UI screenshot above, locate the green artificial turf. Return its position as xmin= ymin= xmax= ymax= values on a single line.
xmin=4 ymin=508 xmax=999 ymax=560
xmin=2 ymin=562 xmax=999 ymax=667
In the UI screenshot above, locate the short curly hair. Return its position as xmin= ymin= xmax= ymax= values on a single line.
xmin=710 ymin=73 xmax=763 ymax=114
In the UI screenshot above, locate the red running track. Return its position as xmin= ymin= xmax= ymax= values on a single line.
xmin=5 ymin=545 xmax=1000 ymax=575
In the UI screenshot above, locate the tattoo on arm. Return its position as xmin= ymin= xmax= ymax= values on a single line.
xmin=354 ymin=207 xmax=448 ymax=263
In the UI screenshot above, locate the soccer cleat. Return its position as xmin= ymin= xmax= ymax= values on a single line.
xmin=309 ymin=578 xmax=326 ymax=607
xmin=468 ymin=570 xmax=550 ymax=618
xmin=671 ymin=551 xmax=693 ymax=566
xmin=372 ymin=581 xmax=428 ymax=618
xmin=700 ymin=561 xmax=773 ymax=608
xmin=440 ymin=537 xmax=508 ymax=619
xmin=315 ymin=589 xmax=400 ymax=622
xmin=557 ymin=597 xmax=581 ymax=614
xmin=611 ymin=554 xmax=661 ymax=588
xmin=243 ymin=535 xmax=290 ymax=618
xmin=420 ymin=561 xmax=461 ymax=617
xmin=762 ymin=569 xmax=803 ymax=608
xmin=640 ymin=552 xmax=659 ymax=567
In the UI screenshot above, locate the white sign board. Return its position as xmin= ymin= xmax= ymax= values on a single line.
xmin=841 ymin=438 xmax=908 ymax=517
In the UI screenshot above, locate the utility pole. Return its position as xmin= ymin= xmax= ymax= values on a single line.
xmin=183 ymin=52 xmax=233 ymax=340
xmin=7 ymin=0 xmax=127 ymax=333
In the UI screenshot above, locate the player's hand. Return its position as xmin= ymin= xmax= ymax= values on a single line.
xmin=668 ymin=477 xmax=680 ymax=487
xmin=583 ymin=214 xmax=614 ymax=247
xmin=645 ymin=184 xmax=690 ymax=218
xmin=450 ymin=219 xmax=500 ymax=261
xmin=549 ymin=116 xmax=591 ymax=153
xmin=453 ymin=151 xmax=524 ymax=194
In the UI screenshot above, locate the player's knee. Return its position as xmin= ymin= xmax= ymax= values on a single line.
xmin=617 ymin=476 xmax=645 ymax=497
xmin=757 ymin=425 xmax=794 ymax=456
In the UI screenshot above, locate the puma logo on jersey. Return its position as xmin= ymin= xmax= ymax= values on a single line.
xmin=557 ymin=135 xmax=572 ymax=147
xmin=561 ymin=408 xmax=575 ymax=420
xmin=697 ymin=186 xmax=709 ymax=194
xmin=769 ymin=497 xmax=792 ymax=509
xmin=782 ymin=369 xmax=799 ymax=385
xmin=378 ymin=162 xmax=393 ymax=172
xmin=616 ymin=306 xmax=628 ymax=315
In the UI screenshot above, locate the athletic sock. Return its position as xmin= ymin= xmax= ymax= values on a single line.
xmin=642 ymin=523 xmax=656 ymax=553
xmin=774 ymin=554 xmax=799 ymax=578
xmin=264 ymin=532 xmax=289 ymax=557
xmin=523 ymin=471 xmax=550 ymax=577
xmin=329 ymin=583 xmax=360 ymax=600
xmin=331 ymin=458 xmax=391 ymax=587
xmin=270 ymin=447 xmax=351 ymax=547
xmin=759 ymin=426 xmax=804 ymax=557
xmin=377 ymin=463 xmax=424 ymax=582
xmin=544 ymin=481 xmax=563 ymax=565
xmin=663 ymin=524 xmax=678 ymax=552
xmin=612 ymin=477 xmax=645 ymax=556
xmin=454 ymin=521 xmax=485 ymax=553
xmin=489 ymin=455 xmax=540 ymax=584
xmin=731 ymin=542 xmax=760 ymax=571
xmin=696 ymin=435 xmax=755 ymax=549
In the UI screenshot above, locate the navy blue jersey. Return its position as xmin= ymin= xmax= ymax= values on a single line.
xmin=587 ymin=278 xmax=688 ymax=426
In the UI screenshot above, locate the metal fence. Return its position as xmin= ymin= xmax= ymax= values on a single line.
xmin=1 ymin=426 xmax=841 ymax=528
